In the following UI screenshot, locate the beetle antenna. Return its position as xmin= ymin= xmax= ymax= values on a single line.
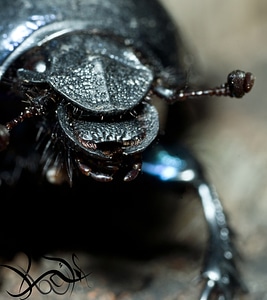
xmin=0 ymin=101 xmax=45 ymax=151
xmin=154 ymin=70 xmax=255 ymax=104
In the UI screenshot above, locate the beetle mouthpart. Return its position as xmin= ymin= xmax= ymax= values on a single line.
xmin=76 ymin=159 xmax=114 ymax=182
xmin=75 ymin=153 xmax=142 ymax=182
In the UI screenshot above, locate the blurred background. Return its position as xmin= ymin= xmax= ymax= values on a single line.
xmin=162 ymin=0 xmax=267 ymax=298
xmin=0 ymin=0 xmax=267 ymax=299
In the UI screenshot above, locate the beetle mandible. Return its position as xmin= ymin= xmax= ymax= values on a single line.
xmin=0 ymin=0 xmax=254 ymax=299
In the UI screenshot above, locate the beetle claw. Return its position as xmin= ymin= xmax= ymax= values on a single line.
xmin=199 ymin=279 xmax=215 ymax=300
xmin=199 ymin=275 xmax=247 ymax=300
xmin=123 ymin=162 xmax=142 ymax=181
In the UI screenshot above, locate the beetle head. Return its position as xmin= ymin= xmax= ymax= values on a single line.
xmin=1 ymin=34 xmax=159 ymax=184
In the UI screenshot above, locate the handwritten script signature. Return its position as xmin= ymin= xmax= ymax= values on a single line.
xmin=0 ymin=253 xmax=91 ymax=299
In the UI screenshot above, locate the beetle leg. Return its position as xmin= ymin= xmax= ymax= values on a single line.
xmin=0 ymin=101 xmax=47 ymax=152
xmin=0 ymin=124 xmax=10 ymax=151
xmin=142 ymin=143 xmax=247 ymax=299
xmin=196 ymin=182 xmax=248 ymax=300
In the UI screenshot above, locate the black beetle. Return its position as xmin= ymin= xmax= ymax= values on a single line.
xmin=0 ymin=0 xmax=254 ymax=299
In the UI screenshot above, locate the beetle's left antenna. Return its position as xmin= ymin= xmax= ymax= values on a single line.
xmin=154 ymin=69 xmax=255 ymax=103
xmin=0 ymin=106 xmax=42 ymax=151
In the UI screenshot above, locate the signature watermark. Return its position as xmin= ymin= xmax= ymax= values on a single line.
xmin=0 ymin=253 xmax=91 ymax=299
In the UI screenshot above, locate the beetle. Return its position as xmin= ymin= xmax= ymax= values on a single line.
xmin=0 ymin=0 xmax=254 ymax=299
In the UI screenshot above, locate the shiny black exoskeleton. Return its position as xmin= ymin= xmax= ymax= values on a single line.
xmin=0 ymin=0 xmax=254 ymax=299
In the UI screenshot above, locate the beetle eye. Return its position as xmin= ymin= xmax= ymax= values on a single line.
xmin=34 ymin=61 xmax=46 ymax=73
xmin=17 ymin=47 xmax=49 ymax=73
